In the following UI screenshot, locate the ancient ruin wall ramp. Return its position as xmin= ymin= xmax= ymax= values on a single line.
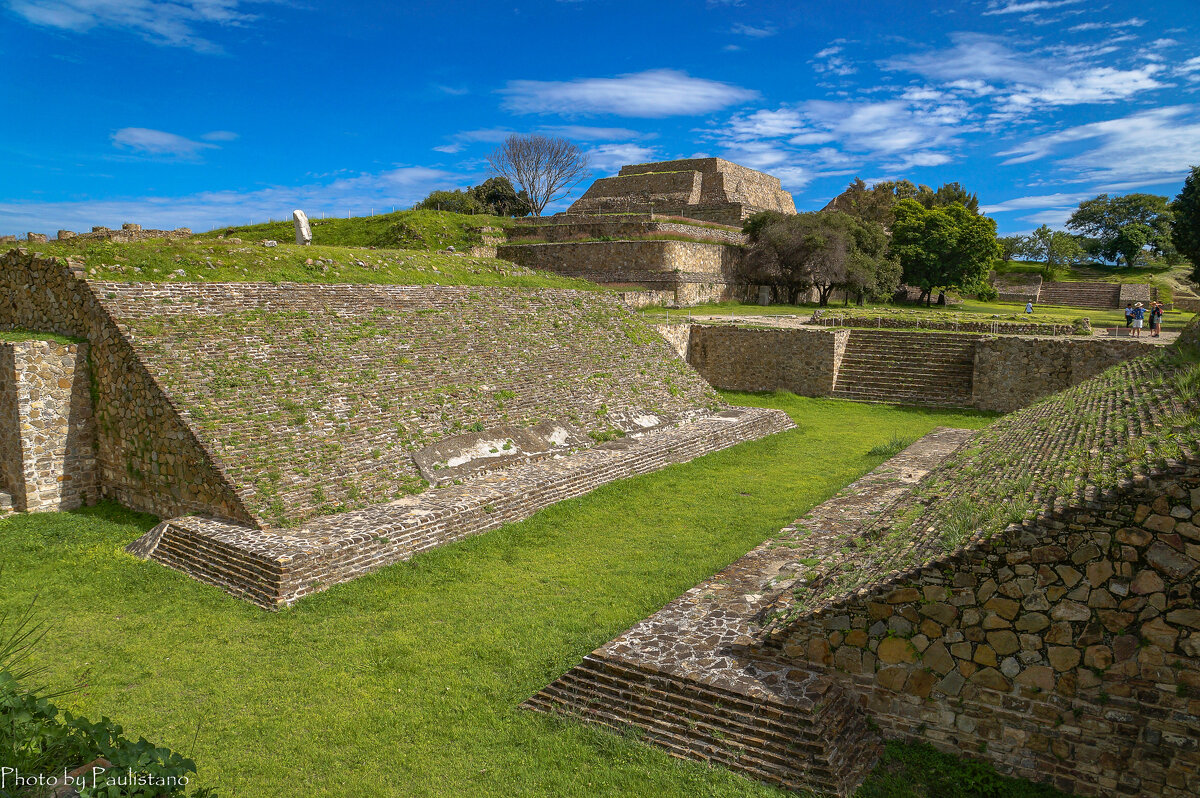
xmin=96 ymin=282 xmax=725 ymax=528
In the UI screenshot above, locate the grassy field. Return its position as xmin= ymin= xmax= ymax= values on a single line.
xmin=661 ymin=299 xmax=1195 ymax=333
xmin=212 ymin=209 xmax=517 ymax=252
xmin=0 ymin=393 xmax=1012 ymax=798
xmin=14 ymin=236 xmax=595 ymax=290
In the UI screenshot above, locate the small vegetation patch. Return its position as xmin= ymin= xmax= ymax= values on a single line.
xmin=856 ymin=740 xmax=1072 ymax=798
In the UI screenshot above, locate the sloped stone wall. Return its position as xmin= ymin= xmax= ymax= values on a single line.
xmin=766 ymin=472 xmax=1200 ymax=797
xmin=0 ymin=249 xmax=253 ymax=523
xmin=0 ymin=345 xmax=19 ymax=500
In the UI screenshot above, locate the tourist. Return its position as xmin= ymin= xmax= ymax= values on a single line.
xmin=1025 ymin=301 xmax=1033 ymax=314
xmin=1124 ymin=303 xmax=1134 ymax=328
xmin=1131 ymin=302 xmax=1145 ymax=337
xmin=1150 ymin=302 xmax=1163 ymax=338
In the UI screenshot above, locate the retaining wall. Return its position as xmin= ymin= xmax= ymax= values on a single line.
xmin=672 ymin=324 xmax=1150 ymax=411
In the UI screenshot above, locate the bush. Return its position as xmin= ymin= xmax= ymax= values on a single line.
xmin=412 ymin=190 xmax=485 ymax=215
xmin=975 ymin=283 xmax=999 ymax=302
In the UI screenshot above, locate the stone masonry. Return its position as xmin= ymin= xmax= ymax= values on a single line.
xmin=0 ymin=340 xmax=96 ymax=512
xmin=530 ymin=346 xmax=1200 ymax=797
xmin=567 ymin=158 xmax=797 ymax=224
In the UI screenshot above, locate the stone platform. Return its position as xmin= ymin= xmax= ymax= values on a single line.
xmin=129 ymin=407 xmax=793 ymax=608
xmin=525 ymin=427 xmax=976 ymax=795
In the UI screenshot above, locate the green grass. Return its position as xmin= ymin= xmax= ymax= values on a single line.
xmin=856 ymin=740 xmax=1071 ymax=798
xmin=659 ymin=299 xmax=1195 ymax=333
xmin=213 ymin=209 xmax=517 ymax=251
xmin=0 ymin=394 xmax=996 ymax=798
xmin=0 ymin=329 xmax=82 ymax=344
xmin=15 ymin=236 xmax=596 ymax=290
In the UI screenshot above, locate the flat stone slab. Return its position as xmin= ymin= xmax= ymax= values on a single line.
xmin=129 ymin=407 xmax=793 ymax=608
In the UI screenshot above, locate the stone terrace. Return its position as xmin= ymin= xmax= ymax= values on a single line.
xmin=97 ymin=282 xmax=722 ymax=527
xmin=530 ymin=346 xmax=1200 ymax=796
xmin=131 ymin=406 xmax=792 ymax=608
xmin=526 ymin=428 xmax=975 ymax=795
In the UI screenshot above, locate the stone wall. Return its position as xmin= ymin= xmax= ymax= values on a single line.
xmin=508 ymin=219 xmax=747 ymax=246
xmin=766 ymin=470 xmax=1200 ymax=797
xmin=0 ymin=249 xmax=256 ymax=523
xmin=619 ymin=158 xmax=797 ymax=213
xmin=972 ymin=337 xmax=1148 ymax=412
xmin=1118 ymin=283 xmax=1159 ymax=306
xmin=685 ymin=326 xmax=849 ymax=396
xmin=566 ymin=171 xmax=703 ymax=214
xmin=0 ymin=341 xmax=97 ymax=511
xmin=670 ymin=323 xmax=1150 ymax=411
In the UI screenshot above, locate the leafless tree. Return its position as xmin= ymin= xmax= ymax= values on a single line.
xmin=487 ymin=134 xmax=590 ymax=217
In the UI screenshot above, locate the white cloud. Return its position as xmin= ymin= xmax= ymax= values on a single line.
xmin=731 ymin=22 xmax=775 ymax=37
xmin=1068 ymin=17 xmax=1146 ymax=32
xmin=111 ymin=127 xmax=224 ymax=158
xmin=7 ymin=0 xmax=259 ymax=52
xmin=998 ymin=105 xmax=1200 ymax=188
xmin=983 ymin=0 xmax=1083 ymax=15
xmin=980 ymin=192 xmax=1091 ymax=213
xmin=539 ymin=125 xmax=646 ymax=141
xmin=0 ymin=166 xmax=465 ymax=236
xmin=585 ymin=143 xmax=658 ymax=173
xmin=499 ymin=69 xmax=758 ymax=118
xmin=811 ymin=44 xmax=856 ymax=76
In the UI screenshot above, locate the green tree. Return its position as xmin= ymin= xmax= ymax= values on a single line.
xmin=1066 ymin=193 xmax=1173 ymax=267
xmin=825 ymin=177 xmax=982 ymax=229
xmin=1172 ymin=165 xmax=1200 ymax=283
xmin=413 ymin=189 xmax=485 ymax=215
xmin=1016 ymin=225 xmax=1085 ymax=279
xmin=997 ymin=235 xmax=1023 ymax=262
xmin=470 ymin=176 xmax=532 ymax=217
xmin=891 ymin=199 xmax=1000 ymax=305
xmin=743 ymin=211 xmax=892 ymax=306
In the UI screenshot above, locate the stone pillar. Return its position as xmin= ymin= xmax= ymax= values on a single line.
xmin=293 ymin=210 xmax=312 ymax=246
xmin=0 ymin=341 xmax=97 ymax=512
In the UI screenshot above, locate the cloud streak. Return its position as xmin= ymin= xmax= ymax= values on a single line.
xmin=7 ymin=0 xmax=260 ymax=52
xmin=499 ymin=69 xmax=758 ymax=118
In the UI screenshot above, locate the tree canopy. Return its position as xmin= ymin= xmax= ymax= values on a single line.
xmin=1172 ymin=166 xmax=1200 ymax=283
xmin=1014 ymin=225 xmax=1085 ymax=279
xmin=1066 ymin=193 xmax=1173 ymax=267
xmin=413 ymin=176 xmax=532 ymax=217
xmin=825 ymin=178 xmax=981 ymax=229
xmin=890 ymin=199 xmax=999 ymax=305
xmin=742 ymin=210 xmax=896 ymax=306
xmin=487 ymin=134 xmax=590 ymax=216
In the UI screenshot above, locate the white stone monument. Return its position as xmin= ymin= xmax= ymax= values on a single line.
xmin=293 ymin=210 xmax=312 ymax=246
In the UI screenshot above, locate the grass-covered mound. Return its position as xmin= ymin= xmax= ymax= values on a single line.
xmin=0 ymin=395 xmax=995 ymax=797
xmin=212 ymin=209 xmax=516 ymax=251
xmin=15 ymin=236 xmax=594 ymax=290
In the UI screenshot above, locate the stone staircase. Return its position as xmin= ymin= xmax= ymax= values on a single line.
xmin=527 ymin=655 xmax=876 ymax=796
xmin=831 ymin=330 xmax=978 ymax=407
xmin=1036 ymin=281 xmax=1121 ymax=309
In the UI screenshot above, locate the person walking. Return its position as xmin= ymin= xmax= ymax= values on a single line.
xmin=1132 ymin=302 xmax=1146 ymax=338
xmin=1150 ymin=301 xmax=1163 ymax=337
xmin=1125 ymin=303 xmax=1134 ymax=329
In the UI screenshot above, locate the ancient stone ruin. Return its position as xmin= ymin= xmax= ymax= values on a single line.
xmin=496 ymin=158 xmax=796 ymax=307
xmin=528 ymin=327 xmax=1200 ymax=797
xmin=566 ymin=157 xmax=797 ymax=225
xmin=0 ymin=248 xmax=791 ymax=607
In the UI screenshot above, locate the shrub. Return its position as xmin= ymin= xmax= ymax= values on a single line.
xmin=413 ymin=190 xmax=485 ymax=215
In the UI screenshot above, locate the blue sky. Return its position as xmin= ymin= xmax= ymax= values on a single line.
xmin=2 ymin=0 xmax=1198 ymax=236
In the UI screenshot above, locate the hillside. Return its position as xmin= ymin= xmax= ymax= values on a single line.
xmin=213 ymin=208 xmax=518 ymax=251
xmin=13 ymin=235 xmax=593 ymax=290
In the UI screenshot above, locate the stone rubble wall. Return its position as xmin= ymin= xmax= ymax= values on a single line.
xmin=1118 ymin=283 xmax=1159 ymax=306
xmin=972 ymin=337 xmax=1150 ymax=412
xmin=0 ymin=341 xmax=97 ymax=511
xmin=766 ymin=472 xmax=1200 ymax=797
xmin=0 ymin=249 xmax=253 ymax=523
xmin=685 ymin=326 xmax=849 ymax=396
xmin=567 ymin=171 xmax=703 ymax=215
xmin=674 ymin=323 xmax=1150 ymax=410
